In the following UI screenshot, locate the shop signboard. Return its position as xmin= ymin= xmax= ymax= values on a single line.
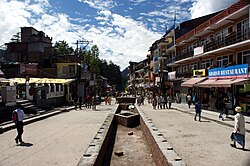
xmin=168 ymin=71 xmax=176 ymax=80
xmin=245 ymin=84 xmax=250 ymax=92
xmin=193 ymin=69 xmax=206 ymax=77
xmin=193 ymin=46 xmax=204 ymax=56
xmin=20 ymin=64 xmax=37 ymax=75
xmin=208 ymin=64 xmax=248 ymax=78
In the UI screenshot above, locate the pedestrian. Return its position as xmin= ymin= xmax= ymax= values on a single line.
xmin=167 ymin=95 xmax=172 ymax=109
xmin=74 ymin=97 xmax=78 ymax=110
xmin=79 ymin=96 xmax=82 ymax=110
xmin=233 ymin=95 xmax=239 ymax=115
xmin=92 ymin=96 xmax=96 ymax=110
xmin=230 ymin=106 xmax=245 ymax=150
xmin=194 ymin=100 xmax=202 ymax=122
xmin=13 ymin=104 xmax=25 ymax=144
xmin=161 ymin=95 xmax=166 ymax=109
xmin=186 ymin=94 xmax=192 ymax=108
xmin=223 ymin=97 xmax=229 ymax=118
xmin=152 ymin=95 xmax=157 ymax=109
xmin=216 ymin=98 xmax=225 ymax=121
xmin=192 ymin=93 xmax=196 ymax=105
xmin=157 ymin=95 xmax=162 ymax=109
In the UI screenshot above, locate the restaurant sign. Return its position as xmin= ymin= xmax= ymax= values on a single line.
xmin=208 ymin=64 xmax=248 ymax=78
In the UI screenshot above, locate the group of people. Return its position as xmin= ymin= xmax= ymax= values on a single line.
xmin=74 ymin=95 xmax=98 ymax=110
xmin=151 ymin=94 xmax=173 ymax=110
xmin=11 ymin=92 xmax=246 ymax=151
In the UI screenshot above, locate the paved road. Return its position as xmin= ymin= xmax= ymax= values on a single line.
xmin=1 ymin=99 xmax=250 ymax=166
xmin=139 ymin=102 xmax=250 ymax=166
xmin=0 ymin=104 xmax=116 ymax=166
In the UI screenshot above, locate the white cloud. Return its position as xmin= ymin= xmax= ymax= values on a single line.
xmin=0 ymin=0 xmax=32 ymax=44
xmin=78 ymin=0 xmax=117 ymax=10
xmin=0 ymin=0 xmax=162 ymax=70
xmin=189 ymin=0 xmax=238 ymax=19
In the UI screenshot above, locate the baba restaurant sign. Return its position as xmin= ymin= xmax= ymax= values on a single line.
xmin=208 ymin=64 xmax=248 ymax=78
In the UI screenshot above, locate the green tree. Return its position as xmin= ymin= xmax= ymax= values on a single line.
xmin=54 ymin=40 xmax=74 ymax=55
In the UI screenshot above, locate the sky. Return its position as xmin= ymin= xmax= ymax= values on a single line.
xmin=0 ymin=0 xmax=238 ymax=71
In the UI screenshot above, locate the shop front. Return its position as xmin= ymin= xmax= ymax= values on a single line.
xmin=180 ymin=69 xmax=207 ymax=103
xmin=196 ymin=64 xmax=250 ymax=114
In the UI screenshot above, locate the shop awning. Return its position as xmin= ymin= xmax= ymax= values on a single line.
xmin=196 ymin=78 xmax=249 ymax=88
xmin=181 ymin=77 xmax=207 ymax=87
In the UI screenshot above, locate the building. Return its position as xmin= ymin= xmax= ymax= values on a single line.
xmin=170 ymin=0 xmax=250 ymax=114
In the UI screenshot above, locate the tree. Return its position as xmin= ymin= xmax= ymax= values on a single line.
xmin=54 ymin=40 xmax=74 ymax=55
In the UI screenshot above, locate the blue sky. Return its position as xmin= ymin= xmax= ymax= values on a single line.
xmin=0 ymin=0 xmax=237 ymax=70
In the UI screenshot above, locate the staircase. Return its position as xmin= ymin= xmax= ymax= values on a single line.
xmin=16 ymin=100 xmax=47 ymax=115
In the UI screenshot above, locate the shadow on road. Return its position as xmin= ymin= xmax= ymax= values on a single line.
xmin=200 ymin=120 xmax=211 ymax=123
xmin=17 ymin=142 xmax=33 ymax=147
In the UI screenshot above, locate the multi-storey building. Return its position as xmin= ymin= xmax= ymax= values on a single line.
xmin=169 ymin=1 xmax=250 ymax=114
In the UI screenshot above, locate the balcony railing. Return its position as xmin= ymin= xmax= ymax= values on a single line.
xmin=204 ymin=28 xmax=250 ymax=52
xmin=168 ymin=28 xmax=250 ymax=64
xmin=176 ymin=1 xmax=249 ymax=44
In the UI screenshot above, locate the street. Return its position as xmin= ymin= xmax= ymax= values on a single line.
xmin=0 ymin=105 xmax=115 ymax=166
xmin=0 ymin=101 xmax=250 ymax=166
xmin=140 ymin=102 xmax=250 ymax=166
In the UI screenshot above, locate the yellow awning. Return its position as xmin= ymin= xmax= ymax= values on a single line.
xmin=5 ymin=78 xmax=76 ymax=84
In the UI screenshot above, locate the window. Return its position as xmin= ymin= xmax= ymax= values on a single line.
xmin=50 ymin=84 xmax=54 ymax=92
xmin=237 ymin=19 xmax=249 ymax=40
xmin=69 ymin=65 xmax=76 ymax=74
xmin=238 ymin=50 xmax=250 ymax=64
xmin=56 ymin=84 xmax=59 ymax=92
xmin=190 ymin=62 xmax=198 ymax=70
xmin=201 ymin=59 xmax=211 ymax=69
xmin=217 ymin=55 xmax=229 ymax=67
xmin=60 ymin=85 xmax=64 ymax=91
xmin=182 ymin=64 xmax=189 ymax=72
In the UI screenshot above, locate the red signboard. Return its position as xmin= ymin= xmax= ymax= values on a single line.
xmin=20 ymin=64 xmax=37 ymax=75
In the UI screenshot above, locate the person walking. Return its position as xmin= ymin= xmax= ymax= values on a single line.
xmin=78 ymin=96 xmax=82 ymax=110
xmin=152 ymin=95 xmax=157 ymax=110
xmin=186 ymin=94 xmax=192 ymax=108
xmin=74 ymin=97 xmax=78 ymax=110
xmin=13 ymin=104 xmax=25 ymax=144
xmin=216 ymin=98 xmax=225 ymax=121
xmin=157 ymin=95 xmax=162 ymax=109
xmin=223 ymin=97 xmax=229 ymax=118
xmin=167 ymin=95 xmax=172 ymax=109
xmin=230 ymin=106 xmax=245 ymax=150
xmin=194 ymin=100 xmax=202 ymax=122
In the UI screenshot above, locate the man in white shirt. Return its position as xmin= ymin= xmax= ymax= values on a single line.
xmin=13 ymin=104 xmax=25 ymax=144
xmin=230 ymin=106 xmax=245 ymax=149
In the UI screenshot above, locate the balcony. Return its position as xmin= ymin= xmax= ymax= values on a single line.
xmin=204 ymin=29 xmax=250 ymax=52
xmin=168 ymin=28 xmax=250 ymax=64
xmin=176 ymin=1 xmax=249 ymax=44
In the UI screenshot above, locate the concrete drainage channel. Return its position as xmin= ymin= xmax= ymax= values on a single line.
xmin=78 ymin=98 xmax=185 ymax=166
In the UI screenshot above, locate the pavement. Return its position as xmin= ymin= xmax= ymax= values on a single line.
xmin=0 ymin=100 xmax=250 ymax=166
xmin=138 ymin=101 xmax=250 ymax=166
xmin=171 ymin=102 xmax=250 ymax=133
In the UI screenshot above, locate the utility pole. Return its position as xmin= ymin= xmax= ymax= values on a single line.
xmin=75 ymin=39 xmax=93 ymax=56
